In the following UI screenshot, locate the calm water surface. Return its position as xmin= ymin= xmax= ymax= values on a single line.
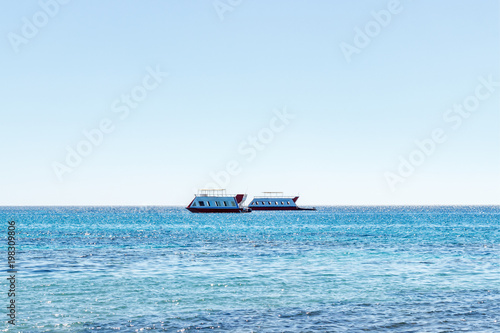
xmin=1 ymin=206 xmax=499 ymax=332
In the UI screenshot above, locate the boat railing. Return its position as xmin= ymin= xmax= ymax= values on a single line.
xmin=196 ymin=189 xmax=243 ymax=197
xmin=262 ymin=192 xmax=284 ymax=196
xmin=254 ymin=195 xmax=297 ymax=199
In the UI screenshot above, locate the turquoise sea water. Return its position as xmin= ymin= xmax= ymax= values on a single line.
xmin=1 ymin=206 xmax=499 ymax=332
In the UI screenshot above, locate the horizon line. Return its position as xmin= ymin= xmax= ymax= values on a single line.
xmin=0 ymin=204 xmax=499 ymax=208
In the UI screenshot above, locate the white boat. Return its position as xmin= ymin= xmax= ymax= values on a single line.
xmin=248 ymin=192 xmax=316 ymax=211
xmin=186 ymin=189 xmax=252 ymax=213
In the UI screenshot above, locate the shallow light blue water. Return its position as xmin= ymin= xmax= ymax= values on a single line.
xmin=1 ymin=206 xmax=499 ymax=332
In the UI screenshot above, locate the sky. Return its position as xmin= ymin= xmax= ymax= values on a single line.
xmin=1 ymin=0 xmax=499 ymax=206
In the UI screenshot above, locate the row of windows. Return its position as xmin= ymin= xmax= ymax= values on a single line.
xmin=253 ymin=201 xmax=293 ymax=206
xmin=193 ymin=200 xmax=236 ymax=207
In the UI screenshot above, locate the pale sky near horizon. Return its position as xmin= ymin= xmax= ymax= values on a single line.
xmin=1 ymin=0 xmax=499 ymax=206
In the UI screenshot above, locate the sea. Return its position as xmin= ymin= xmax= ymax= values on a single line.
xmin=1 ymin=206 xmax=499 ymax=332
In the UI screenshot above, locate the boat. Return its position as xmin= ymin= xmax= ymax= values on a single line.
xmin=186 ymin=189 xmax=252 ymax=213
xmin=248 ymin=192 xmax=317 ymax=211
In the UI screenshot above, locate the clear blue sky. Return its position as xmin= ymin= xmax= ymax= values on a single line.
xmin=1 ymin=0 xmax=499 ymax=205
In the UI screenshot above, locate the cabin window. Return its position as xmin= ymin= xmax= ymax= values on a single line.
xmin=199 ymin=201 xmax=205 ymax=207
xmin=281 ymin=201 xmax=285 ymax=205
xmin=287 ymin=201 xmax=291 ymax=205
xmin=255 ymin=202 xmax=259 ymax=205
xmin=223 ymin=201 xmax=228 ymax=206
xmin=207 ymin=201 xmax=211 ymax=206
xmin=275 ymin=202 xmax=279 ymax=205
xmin=192 ymin=202 xmax=197 ymax=207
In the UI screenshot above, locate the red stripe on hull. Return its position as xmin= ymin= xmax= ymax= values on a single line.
xmin=250 ymin=207 xmax=316 ymax=211
xmin=249 ymin=207 xmax=299 ymax=211
xmin=186 ymin=207 xmax=250 ymax=213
